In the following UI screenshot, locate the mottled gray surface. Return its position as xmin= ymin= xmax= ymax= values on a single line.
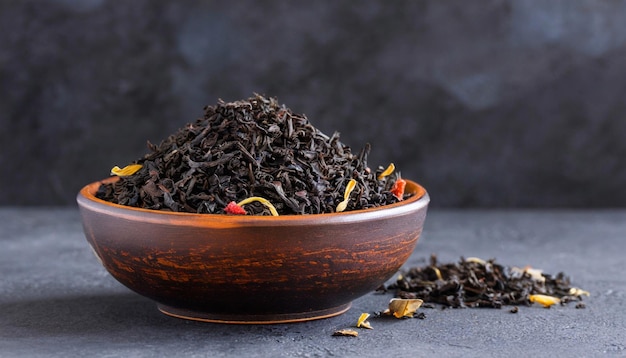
xmin=2 ymin=0 xmax=626 ymax=207
xmin=1 ymin=209 xmax=625 ymax=357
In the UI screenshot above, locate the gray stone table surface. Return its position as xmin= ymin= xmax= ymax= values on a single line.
xmin=1 ymin=209 xmax=625 ymax=357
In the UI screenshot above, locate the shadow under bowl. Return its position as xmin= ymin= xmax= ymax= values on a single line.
xmin=77 ymin=177 xmax=429 ymax=324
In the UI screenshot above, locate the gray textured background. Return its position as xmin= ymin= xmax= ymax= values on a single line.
xmin=2 ymin=0 xmax=626 ymax=207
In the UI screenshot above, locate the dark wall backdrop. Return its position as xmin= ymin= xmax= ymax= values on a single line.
xmin=2 ymin=0 xmax=626 ymax=207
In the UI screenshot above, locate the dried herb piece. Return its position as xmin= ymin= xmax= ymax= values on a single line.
xmin=96 ymin=94 xmax=407 ymax=215
xmin=569 ymin=287 xmax=590 ymax=297
xmin=332 ymin=329 xmax=359 ymax=337
xmin=356 ymin=313 xmax=373 ymax=329
xmin=383 ymin=298 xmax=424 ymax=318
xmin=236 ymin=196 xmax=279 ymax=216
xmin=387 ymin=255 xmax=589 ymax=309
xmin=514 ymin=266 xmax=545 ymax=283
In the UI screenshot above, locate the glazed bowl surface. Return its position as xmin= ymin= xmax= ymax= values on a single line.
xmin=77 ymin=177 xmax=429 ymax=324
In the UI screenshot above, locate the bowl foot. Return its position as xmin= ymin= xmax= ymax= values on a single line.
xmin=157 ymin=303 xmax=352 ymax=324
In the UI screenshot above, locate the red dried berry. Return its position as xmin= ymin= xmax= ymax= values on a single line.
xmin=224 ymin=201 xmax=247 ymax=215
xmin=390 ymin=178 xmax=406 ymax=201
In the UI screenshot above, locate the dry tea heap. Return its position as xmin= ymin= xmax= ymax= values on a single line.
xmin=96 ymin=94 xmax=407 ymax=215
xmin=387 ymin=255 xmax=589 ymax=309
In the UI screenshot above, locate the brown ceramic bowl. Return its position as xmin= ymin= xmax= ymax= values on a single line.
xmin=77 ymin=177 xmax=429 ymax=324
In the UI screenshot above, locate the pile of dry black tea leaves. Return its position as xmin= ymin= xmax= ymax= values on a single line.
xmin=96 ymin=94 xmax=409 ymax=215
xmin=384 ymin=254 xmax=589 ymax=310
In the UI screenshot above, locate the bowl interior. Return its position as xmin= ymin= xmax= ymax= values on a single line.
xmin=79 ymin=176 xmax=427 ymax=223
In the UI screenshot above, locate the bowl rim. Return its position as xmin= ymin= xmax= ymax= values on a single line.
xmin=77 ymin=177 xmax=429 ymax=227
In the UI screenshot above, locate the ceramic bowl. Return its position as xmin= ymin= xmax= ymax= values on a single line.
xmin=77 ymin=177 xmax=429 ymax=324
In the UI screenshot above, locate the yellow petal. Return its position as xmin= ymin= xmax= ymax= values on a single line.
xmin=387 ymin=298 xmax=424 ymax=318
xmin=466 ymin=257 xmax=486 ymax=265
xmin=356 ymin=313 xmax=373 ymax=329
xmin=237 ymin=196 xmax=279 ymax=216
xmin=377 ymin=163 xmax=395 ymax=180
xmin=110 ymin=164 xmax=143 ymax=177
xmin=343 ymin=179 xmax=357 ymax=201
xmin=529 ymin=294 xmax=561 ymax=307
xmin=336 ymin=179 xmax=357 ymax=212
xmin=336 ymin=199 xmax=349 ymax=213
xmin=432 ymin=266 xmax=443 ymax=281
